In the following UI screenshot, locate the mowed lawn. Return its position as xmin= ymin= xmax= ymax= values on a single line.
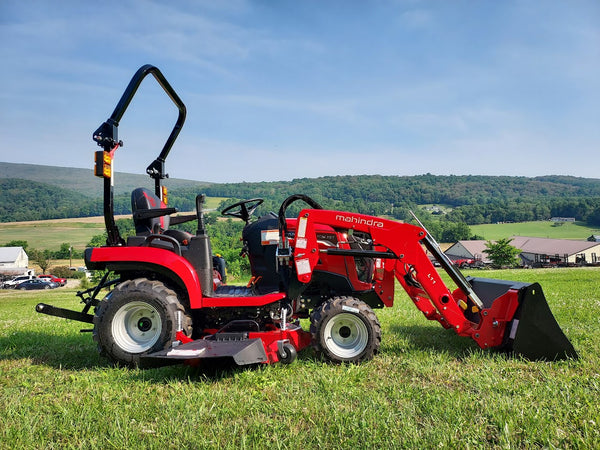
xmin=1 ymin=268 xmax=598 ymax=448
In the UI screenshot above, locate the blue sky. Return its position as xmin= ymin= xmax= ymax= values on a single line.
xmin=1 ymin=0 xmax=598 ymax=183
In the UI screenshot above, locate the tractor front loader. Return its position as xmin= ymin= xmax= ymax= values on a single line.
xmin=36 ymin=65 xmax=576 ymax=368
xmin=277 ymin=206 xmax=577 ymax=361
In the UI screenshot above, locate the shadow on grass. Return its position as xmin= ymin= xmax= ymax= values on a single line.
xmin=0 ymin=329 xmax=318 ymax=382
xmin=0 ymin=330 xmax=108 ymax=370
xmin=135 ymin=344 xmax=319 ymax=383
xmin=386 ymin=323 xmax=491 ymax=360
xmin=1 ymin=323 xmax=503 ymax=383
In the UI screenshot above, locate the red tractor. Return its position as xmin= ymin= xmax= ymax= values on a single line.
xmin=37 ymin=65 xmax=577 ymax=367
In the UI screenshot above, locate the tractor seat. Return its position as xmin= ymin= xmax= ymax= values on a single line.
xmin=131 ymin=187 xmax=192 ymax=245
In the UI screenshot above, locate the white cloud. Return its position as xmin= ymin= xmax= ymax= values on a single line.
xmin=0 ymin=0 xmax=598 ymax=183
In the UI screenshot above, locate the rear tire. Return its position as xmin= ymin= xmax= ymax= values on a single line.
xmin=310 ymin=296 xmax=381 ymax=363
xmin=93 ymin=278 xmax=192 ymax=367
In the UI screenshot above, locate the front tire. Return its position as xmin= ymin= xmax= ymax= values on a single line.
xmin=93 ymin=278 xmax=192 ymax=367
xmin=310 ymin=297 xmax=381 ymax=363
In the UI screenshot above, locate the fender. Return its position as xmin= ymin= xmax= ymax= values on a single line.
xmin=85 ymin=247 xmax=204 ymax=309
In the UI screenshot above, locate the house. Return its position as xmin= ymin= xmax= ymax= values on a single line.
xmin=445 ymin=240 xmax=492 ymax=264
xmin=588 ymin=235 xmax=600 ymax=242
xmin=445 ymin=236 xmax=600 ymax=267
xmin=0 ymin=247 xmax=30 ymax=276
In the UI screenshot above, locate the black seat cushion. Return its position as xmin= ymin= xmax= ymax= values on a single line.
xmin=131 ymin=187 xmax=193 ymax=246
xmin=131 ymin=187 xmax=171 ymax=235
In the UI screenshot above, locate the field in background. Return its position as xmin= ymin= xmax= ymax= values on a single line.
xmin=3 ymin=216 xmax=599 ymax=253
xmin=469 ymin=221 xmax=599 ymax=241
xmin=1 ymin=268 xmax=598 ymax=448
xmin=0 ymin=197 xmax=228 ymax=251
xmin=0 ymin=221 xmax=105 ymax=251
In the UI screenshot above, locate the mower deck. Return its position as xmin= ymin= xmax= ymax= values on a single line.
xmin=142 ymin=323 xmax=312 ymax=366
xmin=142 ymin=338 xmax=269 ymax=366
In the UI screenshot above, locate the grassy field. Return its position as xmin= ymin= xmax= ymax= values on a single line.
xmin=0 ymin=196 xmax=229 ymax=252
xmin=470 ymin=221 xmax=600 ymax=241
xmin=0 ymin=221 xmax=105 ymax=252
xmin=1 ymin=268 xmax=598 ymax=448
xmin=3 ymin=216 xmax=599 ymax=255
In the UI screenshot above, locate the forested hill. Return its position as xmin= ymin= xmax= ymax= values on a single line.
xmin=195 ymin=174 xmax=600 ymax=226
xmin=1 ymin=161 xmax=600 ymax=226
xmin=200 ymin=174 xmax=600 ymax=207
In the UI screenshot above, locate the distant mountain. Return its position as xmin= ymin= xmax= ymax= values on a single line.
xmin=0 ymin=162 xmax=209 ymax=197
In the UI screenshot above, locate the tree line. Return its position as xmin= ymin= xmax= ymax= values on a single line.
xmin=3 ymin=174 xmax=600 ymax=227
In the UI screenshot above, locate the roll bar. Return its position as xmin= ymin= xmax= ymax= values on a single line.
xmin=92 ymin=64 xmax=187 ymax=191
xmin=92 ymin=65 xmax=186 ymax=246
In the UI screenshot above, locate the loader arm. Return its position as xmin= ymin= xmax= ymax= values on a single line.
xmin=291 ymin=209 xmax=476 ymax=336
xmin=289 ymin=208 xmax=577 ymax=361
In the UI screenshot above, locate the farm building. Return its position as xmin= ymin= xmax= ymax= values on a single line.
xmin=0 ymin=246 xmax=29 ymax=275
xmin=445 ymin=236 xmax=600 ymax=267
xmin=445 ymin=241 xmax=492 ymax=265
xmin=511 ymin=236 xmax=600 ymax=266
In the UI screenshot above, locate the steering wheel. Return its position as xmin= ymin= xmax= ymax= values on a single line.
xmin=221 ymin=198 xmax=264 ymax=223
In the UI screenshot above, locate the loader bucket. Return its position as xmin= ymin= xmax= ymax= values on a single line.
xmin=468 ymin=277 xmax=577 ymax=361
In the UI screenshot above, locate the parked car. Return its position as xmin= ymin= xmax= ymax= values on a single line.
xmin=453 ymin=258 xmax=474 ymax=267
xmin=16 ymin=279 xmax=59 ymax=290
xmin=2 ymin=274 xmax=36 ymax=289
xmin=452 ymin=258 xmax=485 ymax=269
xmin=38 ymin=274 xmax=67 ymax=286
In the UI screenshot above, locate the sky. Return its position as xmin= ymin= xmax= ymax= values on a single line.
xmin=0 ymin=0 xmax=598 ymax=183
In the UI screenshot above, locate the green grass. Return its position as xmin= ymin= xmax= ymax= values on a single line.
xmin=0 ymin=196 xmax=229 ymax=251
xmin=0 ymin=221 xmax=105 ymax=251
xmin=203 ymin=196 xmax=229 ymax=210
xmin=1 ymin=268 xmax=599 ymax=448
xmin=470 ymin=221 xmax=600 ymax=241
xmin=3 ymin=213 xmax=596 ymax=253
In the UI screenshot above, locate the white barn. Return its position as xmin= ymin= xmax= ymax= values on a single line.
xmin=0 ymin=247 xmax=29 ymax=275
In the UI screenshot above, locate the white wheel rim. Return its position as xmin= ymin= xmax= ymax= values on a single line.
xmin=111 ymin=301 xmax=162 ymax=353
xmin=323 ymin=312 xmax=368 ymax=359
